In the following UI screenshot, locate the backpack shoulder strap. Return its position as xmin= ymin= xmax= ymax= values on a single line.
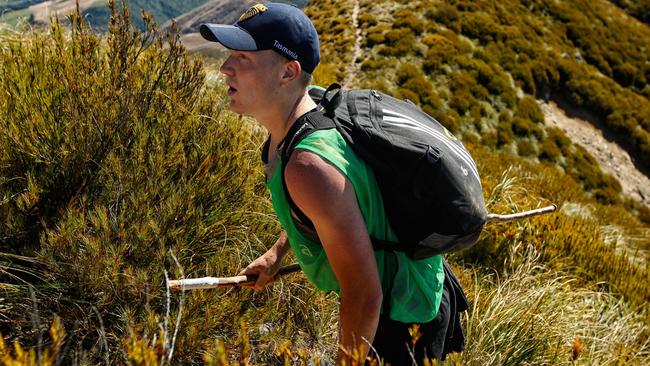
xmin=280 ymin=110 xmax=337 ymax=229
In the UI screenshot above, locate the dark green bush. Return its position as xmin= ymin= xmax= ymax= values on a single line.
xmin=358 ymin=13 xmax=377 ymax=27
xmin=0 ymin=4 xmax=323 ymax=363
xmin=511 ymin=117 xmax=543 ymax=139
xmin=459 ymin=12 xmax=500 ymax=44
xmin=378 ymin=28 xmax=416 ymax=56
xmin=481 ymin=129 xmax=498 ymax=148
xmin=450 ymin=89 xmax=475 ymax=115
xmin=517 ymin=139 xmax=538 ymax=157
xmin=511 ymin=60 xmax=537 ymax=94
xmin=539 ymin=137 xmax=562 ymax=163
xmin=531 ymin=57 xmax=561 ymax=91
xmin=612 ymin=62 xmax=637 ymax=87
xmin=394 ymin=9 xmax=424 ymax=35
xmin=547 ymin=127 xmax=572 ymax=152
xmin=496 ymin=120 xmax=514 ymax=146
xmin=396 ymin=63 xmax=420 ymax=84
xmin=430 ymin=4 xmax=460 ymax=32
xmin=433 ymin=109 xmax=461 ymax=134
xmin=365 ymin=24 xmax=389 ymax=47
xmin=515 ymin=96 xmax=545 ymax=124
xmin=395 ymin=88 xmax=421 ymax=104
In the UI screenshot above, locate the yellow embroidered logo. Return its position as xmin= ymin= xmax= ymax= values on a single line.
xmin=239 ymin=4 xmax=268 ymax=22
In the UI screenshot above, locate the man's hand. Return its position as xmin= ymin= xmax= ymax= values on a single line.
xmin=239 ymin=231 xmax=291 ymax=291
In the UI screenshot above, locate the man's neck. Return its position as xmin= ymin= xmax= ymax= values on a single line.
xmin=264 ymin=91 xmax=317 ymax=150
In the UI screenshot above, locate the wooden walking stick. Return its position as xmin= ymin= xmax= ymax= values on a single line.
xmin=168 ymin=263 xmax=302 ymax=291
xmin=169 ymin=205 xmax=557 ymax=291
xmin=486 ymin=204 xmax=557 ymax=222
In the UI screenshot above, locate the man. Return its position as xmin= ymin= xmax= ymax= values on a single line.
xmin=200 ymin=3 xmax=461 ymax=364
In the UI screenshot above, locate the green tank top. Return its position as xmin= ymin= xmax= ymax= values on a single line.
xmin=265 ymin=128 xmax=444 ymax=323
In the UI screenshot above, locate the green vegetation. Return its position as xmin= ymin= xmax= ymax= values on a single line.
xmin=331 ymin=0 xmax=650 ymax=207
xmin=1 ymin=0 xmax=649 ymax=364
xmin=0 ymin=3 xmax=335 ymax=364
xmin=610 ymin=0 xmax=650 ymax=24
xmin=306 ymin=0 xmax=355 ymax=85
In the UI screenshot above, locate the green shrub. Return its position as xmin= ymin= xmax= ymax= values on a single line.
xmin=511 ymin=60 xmax=537 ymax=94
xmin=378 ymin=28 xmax=416 ymax=56
xmin=511 ymin=117 xmax=543 ymax=139
xmin=450 ymin=89 xmax=475 ymax=115
xmin=422 ymin=34 xmax=458 ymax=73
xmin=395 ymin=87 xmax=420 ymax=104
xmin=480 ymin=129 xmax=497 ymax=148
xmin=459 ymin=12 xmax=500 ymax=44
xmin=470 ymin=103 xmax=484 ymax=120
xmin=402 ymin=75 xmax=432 ymax=96
xmin=539 ymin=137 xmax=561 ymax=163
xmin=496 ymin=120 xmax=514 ymax=146
xmin=517 ymin=138 xmax=538 ymax=157
xmin=0 ymin=4 xmax=336 ymax=363
xmin=531 ymin=57 xmax=561 ymax=90
xmin=430 ymin=4 xmax=460 ymax=32
xmin=365 ymin=24 xmax=389 ymax=47
xmin=358 ymin=13 xmax=377 ymax=27
xmin=515 ymin=96 xmax=545 ymax=124
xmin=433 ymin=109 xmax=461 ymax=134
xmin=547 ymin=127 xmax=572 ymax=152
xmin=396 ymin=63 xmax=420 ymax=84
xmin=612 ymin=62 xmax=637 ymax=87
xmin=394 ymin=9 xmax=424 ymax=35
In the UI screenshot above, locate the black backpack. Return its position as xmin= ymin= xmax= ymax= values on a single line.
xmin=274 ymin=84 xmax=487 ymax=260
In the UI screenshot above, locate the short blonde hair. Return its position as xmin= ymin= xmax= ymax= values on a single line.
xmin=300 ymin=71 xmax=313 ymax=88
xmin=269 ymin=51 xmax=312 ymax=87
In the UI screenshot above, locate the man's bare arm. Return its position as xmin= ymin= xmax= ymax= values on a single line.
xmin=285 ymin=149 xmax=383 ymax=360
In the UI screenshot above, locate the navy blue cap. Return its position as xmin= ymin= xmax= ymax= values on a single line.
xmin=200 ymin=3 xmax=320 ymax=74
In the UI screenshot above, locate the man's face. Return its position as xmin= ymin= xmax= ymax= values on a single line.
xmin=219 ymin=50 xmax=284 ymax=117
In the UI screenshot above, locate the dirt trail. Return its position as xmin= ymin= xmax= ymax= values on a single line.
xmin=539 ymin=100 xmax=650 ymax=208
xmin=341 ymin=0 xmax=361 ymax=88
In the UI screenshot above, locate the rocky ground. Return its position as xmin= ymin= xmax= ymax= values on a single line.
xmin=539 ymin=99 xmax=650 ymax=208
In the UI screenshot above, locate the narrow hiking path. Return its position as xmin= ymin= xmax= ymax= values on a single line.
xmin=539 ymin=100 xmax=650 ymax=208
xmin=342 ymin=0 xmax=361 ymax=88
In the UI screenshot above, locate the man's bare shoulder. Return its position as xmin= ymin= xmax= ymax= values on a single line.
xmin=284 ymin=149 xmax=350 ymax=218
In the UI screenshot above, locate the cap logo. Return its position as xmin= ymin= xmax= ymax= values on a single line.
xmin=239 ymin=4 xmax=268 ymax=22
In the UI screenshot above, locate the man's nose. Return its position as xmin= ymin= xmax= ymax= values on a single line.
xmin=220 ymin=57 xmax=234 ymax=76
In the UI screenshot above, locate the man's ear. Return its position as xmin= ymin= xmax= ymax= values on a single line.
xmin=280 ymin=60 xmax=302 ymax=85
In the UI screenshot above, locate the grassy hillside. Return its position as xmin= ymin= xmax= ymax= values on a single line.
xmin=0 ymin=1 xmax=648 ymax=365
xmin=308 ymin=0 xmax=650 ymax=304
xmin=310 ymin=0 xmax=650 ymax=177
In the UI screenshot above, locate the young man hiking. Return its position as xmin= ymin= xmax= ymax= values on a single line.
xmin=200 ymin=3 xmax=463 ymax=364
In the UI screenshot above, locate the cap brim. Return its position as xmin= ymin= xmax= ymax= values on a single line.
xmin=199 ymin=24 xmax=258 ymax=51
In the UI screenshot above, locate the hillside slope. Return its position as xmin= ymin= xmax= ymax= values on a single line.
xmin=307 ymin=0 xmax=650 ymax=316
xmin=308 ymin=0 xmax=650 ymax=206
xmin=161 ymin=0 xmax=255 ymax=35
xmin=0 ymin=1 xmax=649 ymax=364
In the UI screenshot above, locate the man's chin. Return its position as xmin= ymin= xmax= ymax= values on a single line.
xmin=228 ymin=100 xmax=243 ymax=114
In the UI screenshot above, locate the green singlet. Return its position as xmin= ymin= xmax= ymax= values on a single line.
xmin=265 ymin=128 xmax=445 ymax=323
